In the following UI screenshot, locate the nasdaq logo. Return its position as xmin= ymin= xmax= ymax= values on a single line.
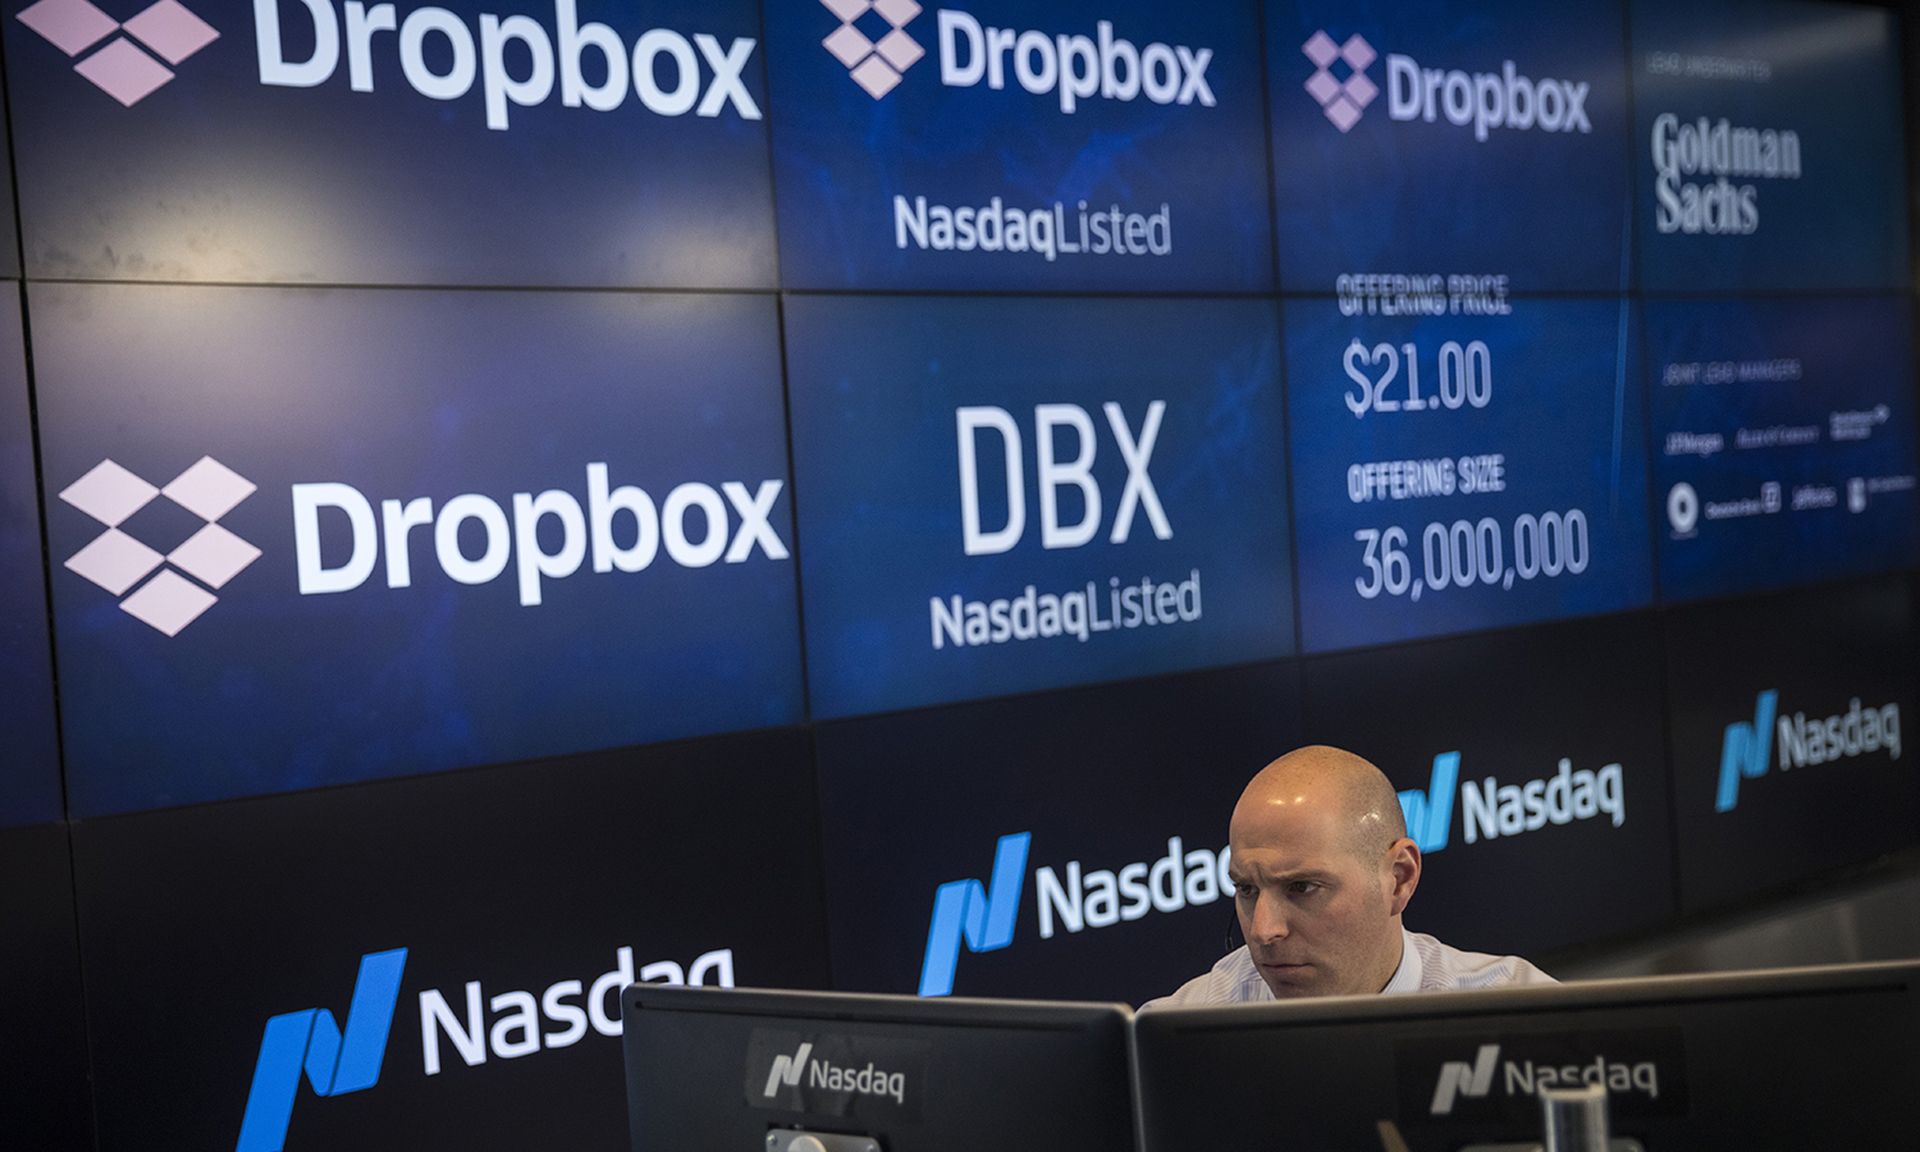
xmin=763 ymin=1040 xmax=813 ymax=1097
xmin=1397 ymin=751 xmax=1459 ymax=853
xmin=1401 ymin=751 xmax=1625 ymax=852
xmin=236 ymin=948 xmax=408 ymax=1152
xmin=918 ymin=831 xmax=1029 ymax=996
xmin=918 ymin=831 xmax=1229 ymax=995
xmin=1425 ymin=1041 xmax=1661 ymax=1117
xmin=23 ymin=0 xmax=762 ymax=129
xmin=60 ymin=457 xmax=260 ymax=635
xmin=821 ymin=0 xmax=924 ymax=99
xmin=16 ymin=0 xmax=220 ymax=106
xmin=1717 ymin=690 xmax=1902 ymax=812
xmin=1429 ymin=1043 xmax=1498 ymax=1115
xmin=1304 ymin=30 xmax=1591 ymax=142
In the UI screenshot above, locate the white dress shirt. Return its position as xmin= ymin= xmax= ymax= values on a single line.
xmin=1142 ymin=927 xmax=1555 ymax=1009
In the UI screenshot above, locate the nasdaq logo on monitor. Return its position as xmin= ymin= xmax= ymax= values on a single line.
xmin=918 ymin=830 xmax=1230 ymax=996
xmin=787 ymin=296 xmax=1293 ymax=718
xmin=36 ymin=285 xmax=804 ymax=816
xmin=1398 ymin=1032 xmax=1681 ymax=1125
xmin=1716 ymin=690 xmax=1903 ymax=812
xmin=767 ymin=0 xmax=1271 ymax=290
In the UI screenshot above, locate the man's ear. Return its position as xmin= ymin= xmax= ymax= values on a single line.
xmin=1385 ymin=837 xmax=1421 ymax=917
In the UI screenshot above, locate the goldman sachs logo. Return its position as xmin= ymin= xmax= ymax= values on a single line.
xmin=57 ymin=454 xmax=791 ymax=636
xmin=18 ymin=0 xmax=763 ymax=128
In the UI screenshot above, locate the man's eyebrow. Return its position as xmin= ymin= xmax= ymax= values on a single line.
xmin=1229 ymin=864 xmax=1338 ymax=884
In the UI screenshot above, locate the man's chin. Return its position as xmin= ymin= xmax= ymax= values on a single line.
xmin=1257 ymin=963 xmax=1323 ymax=998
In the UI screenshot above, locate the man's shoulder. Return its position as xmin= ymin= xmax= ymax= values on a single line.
xmin=1408 ymin=930 xmax=1557 ymax=992
xmin=1141 ymin=946 xmax=1271 ymax=1010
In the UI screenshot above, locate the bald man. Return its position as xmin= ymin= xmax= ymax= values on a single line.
xmin=1146 ymin=746 xmax=1553 ymax=1006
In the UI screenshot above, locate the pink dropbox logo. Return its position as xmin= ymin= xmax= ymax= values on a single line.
xmin=1301 ymin=29 xmax=1375 ymax=133
xmin=16 ymin=0 xmax=219 ymax=106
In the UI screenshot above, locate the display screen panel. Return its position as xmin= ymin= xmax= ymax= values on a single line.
xmin=6 ymin=0 xmax=775 ymax=287
xmin=1648 ymin=296 xmax=1919 ymax=603
xmin=1632 ymin=0 xmax=1908 ymax=291
xmin=1268 ymin=0 xmax=1631 ymax=294
xmin=71 ymin=732 xmax=829 ymax=1152
xmin=1665 ymin=576 xmax=1918 ymax=913
xmin=35 ymin=284 xmax=803 ymax=816
xmin=764 ymin=0 xmax=1273 ymax=291
xmin=787 ymin=295 xmax=1294 ymax=719
xmin=1287 ymin=296 xmax=1651 ymax=653
xmin=1302 ymin=614 xmax=1675 ymax=957
xmin=815 ymin=663 xmax=1302 ymax=1005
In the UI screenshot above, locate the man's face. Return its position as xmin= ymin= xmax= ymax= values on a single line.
xmin=1228 ymin=796 xmax=1402 ymax=998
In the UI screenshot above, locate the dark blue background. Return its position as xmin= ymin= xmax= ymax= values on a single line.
xmin=1649 ymin=296 xmax=1919 ymax=602
xmin=1268 ymin=0 xmax=1632 ymax=293
xmin=764 ymin=0 xmax=1273 ymax=291
xmin=33 ymin=284 xmax=804 ymax=816
xmin=0 ymin=289 xmax=61 ymax=829
xmin=786 ymin=295 xmax=1294 ymax=719
xmin=1287 ymin=297 xmax=1652 ymax=653
xmin=1632 ymin=0 xmax=1909 ymax=291
xmin=5 ymin=0 xmax=775 ymax=287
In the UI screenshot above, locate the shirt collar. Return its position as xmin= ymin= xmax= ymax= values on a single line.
xmin=1380 ymin=927 xmax=1422 ymax=995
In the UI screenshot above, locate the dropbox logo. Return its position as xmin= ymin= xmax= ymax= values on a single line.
xmin=1304 ymin=29 xmax=1592 ymax=141
xmin=917 ymin=832 xmax=1030 ymax=996
xmin=1302 ymin=30 xmax=1376 ymax=133
xmin=60 ymin=457 xmax=261 ymax=636
xmin=235 ymin=948 xmax=408 ymax=1152
xmin=822 ymin=0 xmax=925 ymax=99
xmin=16 ymin=0 xmax=220 ymax=106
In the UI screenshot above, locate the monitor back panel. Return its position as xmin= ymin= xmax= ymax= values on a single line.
xmin=1134 ymin=963 xmax=1920 ymax=1152
xmin=624 ymin=986 xmax=1135 ymax=1152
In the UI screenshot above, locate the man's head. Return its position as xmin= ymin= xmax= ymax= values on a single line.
xmin=1227 ymin=746 xmax=1421 ymax=999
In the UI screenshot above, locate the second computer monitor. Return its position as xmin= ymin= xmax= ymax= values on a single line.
xmin=1134 ymin=960 xmax=1920 ymax=1152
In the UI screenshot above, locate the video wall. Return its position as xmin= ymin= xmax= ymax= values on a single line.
xmin=2 ymin=0 xmax=1916 ymax=1148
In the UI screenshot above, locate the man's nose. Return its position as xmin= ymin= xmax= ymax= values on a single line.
xmin=1248 ymin=891 xmax=1290 ymax=943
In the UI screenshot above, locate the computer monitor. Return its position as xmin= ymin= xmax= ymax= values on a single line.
xmin=621 ymin=984 xmax=1135 ymax=1152
xmin=1133 ymin=960 xmax=1920 ymax=1151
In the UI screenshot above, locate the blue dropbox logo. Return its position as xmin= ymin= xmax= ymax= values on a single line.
xmin=235 ymin=948 xmax=408 ymax=1152
xmin=1718 ymin=689 xmax=1901 ymax=812
xmin=918 ymin=832 xmax=1031 ymax=997
xmin=1398 ymin=752 xmax=1460 ymax=853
